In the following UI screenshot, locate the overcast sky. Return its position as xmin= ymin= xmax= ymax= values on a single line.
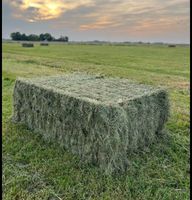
xmin=2 ymin=0 xmax=190 ymax=43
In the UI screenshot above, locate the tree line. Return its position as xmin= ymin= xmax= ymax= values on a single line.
xmin=10 ymin=32 xmax=69 ymax=42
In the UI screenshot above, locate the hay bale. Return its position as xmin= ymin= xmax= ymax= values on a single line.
xmin=40 ymin=43 xmax=49 ymax=46
xmin=22 ymin=43 xmax=34 ymax=47
xmin=168 ymin=44 xmax=176 ymax=47
xmin=12 ymin=74 xmax=169 ymax=174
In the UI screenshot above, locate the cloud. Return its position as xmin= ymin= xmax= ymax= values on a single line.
xmin=77 ymin=0 xmax=189 ymax=36
xmin=8 ymin=0 xmax=94 ymax=21
xmin=79 ymin=16 xmax=123 ymax=30
xmin=4 ymin=0 xmax=190 ymax=40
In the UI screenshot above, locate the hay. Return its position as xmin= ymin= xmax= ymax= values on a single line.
xmin=22 ymin=43 xmax=34 ymax=47
xmin=12 ymin=73 xmax=169 ymax=174
xmin=40 ymin=43 xmax=49 ymax=46
xmin=168 ymin=45 xmax=176 ymax=47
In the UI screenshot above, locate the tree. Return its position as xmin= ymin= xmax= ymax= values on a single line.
xmin=39 ymin=33 xmax=55 ymax=41
xmin=43 ymin=33 xmax=54 ymax=41
xmin=57 ymin=36 xmax=69 ymax=42
xmin=10 ymin=32 xmax=68 ymax=42
xmin=64 ymin=36 xmax=69 ymax=42
xmin=21 ymin=33 xmax=28 ymax=41
xmin=39 ymin=33 xmax=45 ymax=41
xmin=10 ymin=32 xmax=22 ymax=40
xmin=10 ymin=32 xmax=16 ymax=40
xmin=28 ymin=34 xmax=39 ymax=41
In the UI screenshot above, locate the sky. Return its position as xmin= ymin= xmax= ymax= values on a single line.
xmin=2 ymin=0 xmax=190 ymax=43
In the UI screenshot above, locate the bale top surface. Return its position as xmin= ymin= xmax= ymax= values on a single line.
xmin=17 ymin=74 xmax=164 ymax=106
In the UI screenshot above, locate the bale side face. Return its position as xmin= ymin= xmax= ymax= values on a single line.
xmin=12 ymin=75 xmax=169 ymax=174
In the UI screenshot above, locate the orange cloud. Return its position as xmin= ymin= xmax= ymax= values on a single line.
xmin=115 ymin=15 xmax=190 ymax=38
xmin=10 ymin=0 xmax=93 ymax=21
xmin=79 ymin=0 xmax=189 ymax=33
xmin=80 ymin=16 xmax=122 ymax=30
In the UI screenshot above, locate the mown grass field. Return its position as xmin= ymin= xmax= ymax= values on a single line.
xmin=2 ymin=43 xmax=190 ymax=200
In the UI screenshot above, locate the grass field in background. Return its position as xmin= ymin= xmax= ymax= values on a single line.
xmin=2 ymin=43 xmax=190 ymax=199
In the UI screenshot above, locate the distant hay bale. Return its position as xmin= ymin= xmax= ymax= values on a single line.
xmin=22 ymin=43 xmax=34 ymax=47
xmin=40 ymin=43 xmax=49 ymax=46
xmin=12 ymin=74 xmax=169 ymax=174
xmin=168 ymin=44 xmax=176 ymax=47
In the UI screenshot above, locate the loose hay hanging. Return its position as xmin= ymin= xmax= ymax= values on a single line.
xmin=12 ymin=74 xmax=169 ymax=174
xmin=22 ymin=43 xmax=34 ymax=47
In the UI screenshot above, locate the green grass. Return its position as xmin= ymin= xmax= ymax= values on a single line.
xmin=2 ymin=43 xmax=190 ymax=199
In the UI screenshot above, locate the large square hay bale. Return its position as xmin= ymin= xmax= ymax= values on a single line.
xmin=40 ymin=43 xmax=49 ymax=46
xmin=12 ymin=74 xmax=169 ymax=173
xmin=168 ymin=44 xmax=176 ymax=47
xmin=22 ymin=43 xmax=34 ymax=47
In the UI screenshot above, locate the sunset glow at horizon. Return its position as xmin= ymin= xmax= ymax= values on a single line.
xmin=2 ymin=0 xmax=190 ymax=43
